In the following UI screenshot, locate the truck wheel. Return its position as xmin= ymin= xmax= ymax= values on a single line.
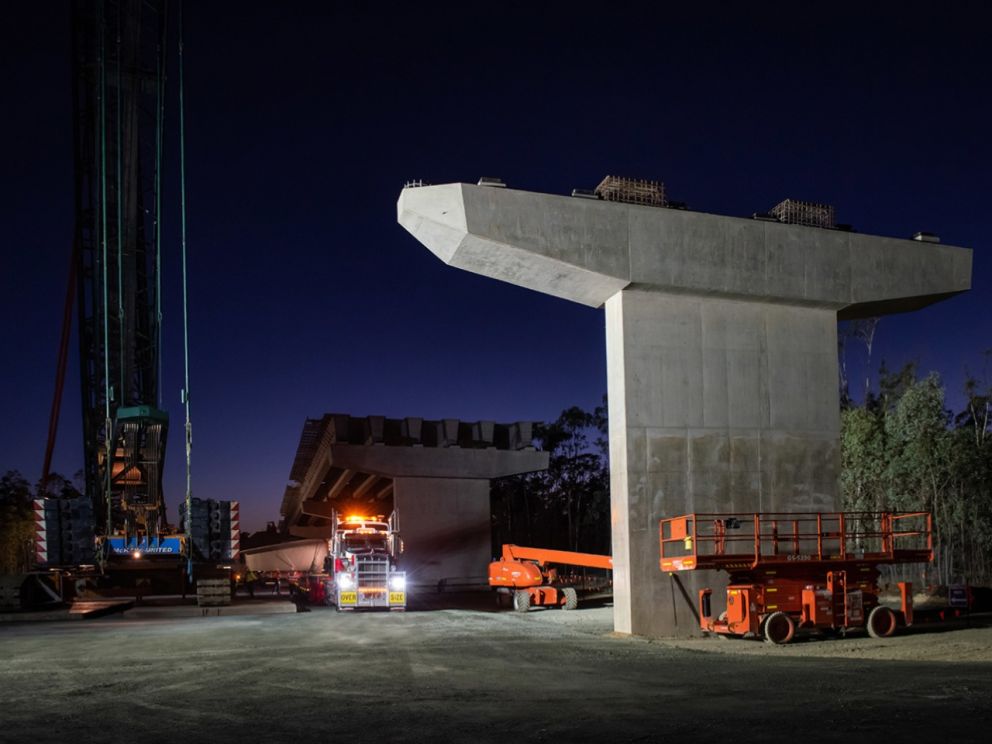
xmin=512 ymin=589 xmax=531 ymax=613
xmin=495 ymin=591 xmax=510 ymax=609
xmin=866 ymin=606 xmax=897 ymax=639
xmin=561 ymin=587 xmax=578 ymax=610
xmin=763 ymin=611 xmax=796 ymax=645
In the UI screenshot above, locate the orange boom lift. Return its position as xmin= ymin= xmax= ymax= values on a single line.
xmin=659 ymin=511 xmax=932 ymax=644
xmin=489 ymin=545 xmax=613 ymax=612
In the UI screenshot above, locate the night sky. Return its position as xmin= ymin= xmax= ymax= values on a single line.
xmin=2 ymin=2 xmax=989 ymax=531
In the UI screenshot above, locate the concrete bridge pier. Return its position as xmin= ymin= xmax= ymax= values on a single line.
xmin=398 ymin=181 xmax=971 ymax=637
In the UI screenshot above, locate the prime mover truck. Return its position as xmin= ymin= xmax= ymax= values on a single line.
xmin=327 ymin=513 xmax=406 ymax=611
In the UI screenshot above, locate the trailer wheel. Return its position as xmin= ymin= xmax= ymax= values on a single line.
xmin=866 ymin=605 xmax=897 ymax=639
xmin=763 ymin=611 xmax=796 ymax=645
xmin=512 ymin=589 xmax=531 ymax=613
xmin=561 ymin=587 xmax=578 ymax=611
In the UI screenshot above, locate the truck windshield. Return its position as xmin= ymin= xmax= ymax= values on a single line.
xmin=343 ymin=534 xmax=388 ymax=553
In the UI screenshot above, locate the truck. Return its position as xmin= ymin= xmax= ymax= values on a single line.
xmin=327 ymin=513 xmax=406 ymax=611
xmin=489 ymin=544 xmax=613 ymax=611
xmin=659 ymin=511 xmax=932 ymax=644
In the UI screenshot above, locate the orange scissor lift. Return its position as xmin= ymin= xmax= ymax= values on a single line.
xmin=659 ymin=511 xmax=933 ymax=644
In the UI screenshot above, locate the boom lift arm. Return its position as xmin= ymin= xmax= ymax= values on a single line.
xmin=489 ymin=544 xmax=612 ymax=612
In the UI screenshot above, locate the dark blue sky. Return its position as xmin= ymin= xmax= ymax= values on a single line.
xmin=2 ymin=2 xmax=989 ymax=531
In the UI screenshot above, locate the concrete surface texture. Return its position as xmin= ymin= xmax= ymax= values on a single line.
xmin=281 ymin=414 xmax=548 ymax=586
xmin=398 ymin=183 xmax=972 ymax=637
xmin=0 ymin=606 xmax=989 ymax=743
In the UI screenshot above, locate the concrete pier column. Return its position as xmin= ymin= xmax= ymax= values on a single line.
xmin=606 ymin=290 xmax=840 ymax=635
xmin=392 ymin=477 xmax=491 ymax=588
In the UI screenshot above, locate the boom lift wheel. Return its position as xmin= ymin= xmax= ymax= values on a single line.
xmin=512 ymin=589 xmax=532 ymax=613
xmin=762 ymin=611 xmax=796 ymax=645
xmin=561 ymin=587 xmax=578 ymax=610
xmin=866 ymin=605 xmax=897 ymax=639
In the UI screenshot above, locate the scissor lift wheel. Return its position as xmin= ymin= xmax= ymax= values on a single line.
xmin=763 ymin=611 xmax=796 ymax=645
xmin=866 ymin=605 xmax=897 ymax=638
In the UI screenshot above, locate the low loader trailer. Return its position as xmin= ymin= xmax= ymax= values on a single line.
xmin=489 ymin=544 xmax=612 ymax=612
xmin=659 ymin=511 xmax=932 ymax=644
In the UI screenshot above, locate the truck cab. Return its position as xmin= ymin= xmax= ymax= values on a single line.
xmin=328 ymin=513 xmax=406 ymax=611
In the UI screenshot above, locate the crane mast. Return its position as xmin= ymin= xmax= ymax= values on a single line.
xmin=32 ymin=2 xmax=239 ymax=596
xmin=70 ymin=0 xmax=168 ymax=540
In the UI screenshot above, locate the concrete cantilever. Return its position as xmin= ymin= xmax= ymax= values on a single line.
xmin=397 ymin=183 xmax=971 ymax=316
xmin=398 ymin=182 xmax=972 ymax=638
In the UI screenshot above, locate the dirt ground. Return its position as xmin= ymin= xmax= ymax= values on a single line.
xmin=1 ymin=595 xmax=990 ymax=743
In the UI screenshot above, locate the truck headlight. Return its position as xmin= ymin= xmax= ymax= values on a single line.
xmin=337 ymin=573 xmax=354 ymax=590
xmin=389 ymin=575 xmax=406 ymax=591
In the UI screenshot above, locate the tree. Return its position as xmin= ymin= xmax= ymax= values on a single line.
xmin=837 ymin=318 xmax=881 ymax=407
xmin=840 ymin=406 xmax=886 ymax=512
xmin=854 ymin=318 xmax=880 ymax=403
xmin=491 ymin=402 xmax=610 ymax=554
xmin=0 ymin=470 xmax=34 ymax=575
xmin=0 ymin=470 xmax=84 ymax=575
xmin=873 ymin=361 xmax=917 ymax=414
xmin=949 ymin=366 xmax=992 ymax=583
xmin=885 ymin=374 xmax=951 ymax=505
xmin=840 ymin=362 xmax=992 ymax=586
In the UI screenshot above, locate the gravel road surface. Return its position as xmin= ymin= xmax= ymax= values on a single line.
xmin=1 ymin=597 xmax=989 ymax=743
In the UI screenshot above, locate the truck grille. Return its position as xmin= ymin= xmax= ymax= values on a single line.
xmin=356 ymin=555 xmax=389 ymax=590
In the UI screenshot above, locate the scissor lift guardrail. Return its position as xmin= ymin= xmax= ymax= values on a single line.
xmin=660 ymin=511 xmax=932 ymax=572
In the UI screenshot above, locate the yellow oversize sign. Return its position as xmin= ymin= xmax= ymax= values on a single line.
xmin=339 ymin=592 xmax=358 ymax=604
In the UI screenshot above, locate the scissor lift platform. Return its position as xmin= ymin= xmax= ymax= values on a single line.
xmin=659 ymin=512 xmax=932 ymax=643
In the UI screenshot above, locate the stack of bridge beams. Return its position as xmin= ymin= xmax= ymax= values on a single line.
xmin=33 ymin=497 xmax=95 ymax=566
xmin=179 ymin=498 xmax=239 ymax=561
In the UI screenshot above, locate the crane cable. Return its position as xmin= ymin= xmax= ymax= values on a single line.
xmin=116 ymin=1 xmax=124 ymax=407
xmin=155 ymin=2 xmax=168 ymax=411
xmin=99 ymin=0 xmax=113 ymax=540
xmin=178 ymin=0 xmax=194 ymax=574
